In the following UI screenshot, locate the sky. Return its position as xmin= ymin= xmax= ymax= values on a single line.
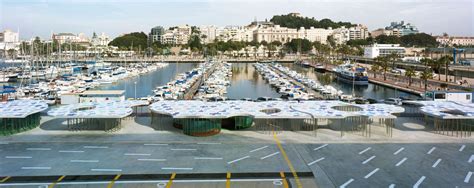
xmin=0 ymin=0 xmax=473 ymax=40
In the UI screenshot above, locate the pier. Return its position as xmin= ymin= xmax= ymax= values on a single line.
xmin=183 ymin=62 xmax=219 ymax=100
xmin=267 ymin=64 xmax=325 ymax=99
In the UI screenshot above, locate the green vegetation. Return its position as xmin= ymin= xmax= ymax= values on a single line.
xmin=375 ymin=35 xmax=401 ymax=44
xmin=284 ymin=39 xmax=312 ymax=53
xmin=270 ymin=14 xmax=353 ymax=29
xmin=109 ymin=32 xmax=148 ymax=51
xmin=375 ymin=33 xmax=438 ymax=47
xmin=404 ymin=67 xmax=416 ymax=86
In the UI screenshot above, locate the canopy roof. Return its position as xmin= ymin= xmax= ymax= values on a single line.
xmin=409 ymin=101 xmax=474 ymax=119
xmin=48 ymin=100 xmax=148 ymax=119
xmin=0 ymin=100 xmax=48 ymax=118
xmin=150 ymin=100 xmax=404 ymax=119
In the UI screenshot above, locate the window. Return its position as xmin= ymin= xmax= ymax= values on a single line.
xmin=434 ymin=93 xmax=446 ymax=99
xmin=467 ymin=95 xmax=471 ymax=100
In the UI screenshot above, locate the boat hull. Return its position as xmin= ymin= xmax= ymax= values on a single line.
xmin=335 ymin=73 xmax=369 ymax=85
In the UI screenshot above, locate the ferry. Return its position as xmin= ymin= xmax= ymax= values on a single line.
xmin=334 ymin=63 xmax=369 ymax=86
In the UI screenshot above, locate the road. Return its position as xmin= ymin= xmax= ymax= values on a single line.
xmin=0 ymin=141 xmax=472 ymax=187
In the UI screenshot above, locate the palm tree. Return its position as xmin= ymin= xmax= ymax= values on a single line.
xmin=428 ymin=58 xmax=443 ymax=81
xmin=386 ymin=52 xmax=400 ymax=69
xmin=420 ymin=69 xmax=433 ymax=93
xmin=371 ymin=64 xmax=380 ymax=79
xmin=375 ymin=56 xmax=390 ymax=81
xmin=438 ymin=55 xmax=453 ymax=82
xmin=405 ymin=67 xmax=416 ymax=86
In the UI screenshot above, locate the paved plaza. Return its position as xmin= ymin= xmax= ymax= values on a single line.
xmin=0 ymin=116 xmax=473 ymax=187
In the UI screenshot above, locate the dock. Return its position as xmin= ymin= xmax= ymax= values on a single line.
xmin=183 ymin=63 xmax=218 ymax=100
xmin=267 ymin=64 xmax=325 ymax=99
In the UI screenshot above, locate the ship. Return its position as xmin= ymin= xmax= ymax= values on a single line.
xmin=334 ymin=63 xmax=369 ymax=85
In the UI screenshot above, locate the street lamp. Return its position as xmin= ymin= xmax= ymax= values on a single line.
xmin=134 ymin=81 xmax=137 ymax=99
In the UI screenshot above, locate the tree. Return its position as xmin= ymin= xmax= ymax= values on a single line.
xmin=285 ymin=39 xmax=312 ymax=54
xmin=270 ymin=14 xmax=353 ymax=29
xmin=109 ymin=32 xmax=148 ymax=52
xmin=386 ymin=52 xmax=401 ymax=69
xmin=375 ymin=35 xmax=401 ymax=44
xmin=428 ymin=58 xmax=443 ymax=81
xmin=437 ymin=55 xmax=453 ymax=82
xmin=400 ymin=33 xmax=438 ymax=47
xmin=420 ymin=69 xmax=433 ymax=93
xmin=188 ymin=35 xmax=203 ymax=52
xmin=371 ymin=64 xmax=380 ymax=79
xmin=404 ymin=67 xmax=416 ymax=86
xmin=375 ymin=56 xmax=391 ymax=81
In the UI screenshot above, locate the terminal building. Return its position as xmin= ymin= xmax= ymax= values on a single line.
xmin=60 ymin=90 xmax=125 ymax=104
xmin=364 ymin=44 xmax=406 ymax=58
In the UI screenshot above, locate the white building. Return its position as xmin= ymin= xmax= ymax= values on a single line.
xmin=160 ymin=25 xmax=192 ymax=45
xmin=364 ymin=44 xmax=406 ymax=58
xmin=0 ymin=29 xmax=20 ymax=51
xmin=253 ymin=25 xmax=298 ymax=43
xmin=298 ymin=27 xmax=334 ymax=44
xmin=436 ymin=36 xmax=474 ymax=46
xmin=52 ymin=33 xmax=90 ymax=44
xmin=348 ymin=24 xmax=369 ymax=40
xmin=199 ymin=25 xmax=218 ymax=44
xmin=91 ymin=32 xmax=110 ymax=46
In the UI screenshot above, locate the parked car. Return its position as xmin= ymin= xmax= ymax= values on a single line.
xmin=384 ymin=98 xmax=403 ymax=105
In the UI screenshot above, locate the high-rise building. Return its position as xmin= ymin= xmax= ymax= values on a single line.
xmin=385 ymin=21 xmax=419 ymax=36
xmin=149 ymin=26 xmax=165 ymax=43
xmin=253 ymin=25 xmax=298 ymax=43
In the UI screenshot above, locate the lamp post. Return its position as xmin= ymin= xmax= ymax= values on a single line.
xmin=134 ymin=81 xmax=137 ymax=99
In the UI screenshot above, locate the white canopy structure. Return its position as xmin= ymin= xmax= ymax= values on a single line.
xmin=48 ymin=100 xmax=148 ymax=119
xmin=0 ymin=100 xmax=48 ymax=118
xmin=407 ymin=101 xmax=474 ymax=119
xmin=149 ymin=100 xmax=405 ymax=119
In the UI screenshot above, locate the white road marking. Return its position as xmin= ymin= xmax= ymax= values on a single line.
xmin=358 ymin=147 xmax=371 ymax=155
xmin=137 ymin=159 xmax=166 ymax=162
xmin=227 ymin=156 xmax=250 ymax=164
xmin=249 ymin=146 xmax=268 ymax=153
xmin=432 ymin=158 xmax=442 ymax=168
xmin=161 ymin=167 xmax=193 ymax=170
xmin=314 ymin=144 xmax=328 ymax=151
xmin=459 ymin=145 xmax=466 ymax=152
xmin=59 ymin=150 xmax=84 ymax=153
xmin=389 ymin=184 xmax=396 ymax=188
xmin=469 ymin=155 xmax=474 ymax=163
xmin=21 ymin=167 xmax=51 ymax=170
xmin=307 ymin=157 xmax=325 ymax=166
xmin=0 ymin=178 xmax=283 ymax=186
xmin=194 ymin=157 xmax=223 ymax=160
xmin=364 ymin=168 xmax=379 ymax=179
xmin=393 ymin=147 xmax=404 ymax=155
xmin=465 ymin=171 xmax=473 ymax=183
xmin=26 ymin=148 xmax=51 ymax=151
xmin=260 ymin=152 xmax=280 ymax=160
xmin=124 ymin=153 xmax=151 ymax=156
xmin=91 ymin=169 xmax=122 ymax=172
xmin=5 ymin=156 xmax=32 ymax=159
xmin=413 ymin=176 xmax=426 ymax=188
xmin=197 ymin=142 xmax=221 ymax=145
xmin=70 ymin=160 xmax=99 ymax=163
xmin=144 ymin=143 xmax=168 ymax=146
xmin=362 ymin=156 xmax=376 ymax=164
xmin=84 ymin=146 xmax=108 ymax=149
xmin=427 ymin=147 xmax=436 ymax=154
xmin=339 ymin=178 xmax=354 ymax=188
xmin=395 ymin=157 xmax=407 ymax=167
xmin=171 ymin=148 xmax=196 ymax=151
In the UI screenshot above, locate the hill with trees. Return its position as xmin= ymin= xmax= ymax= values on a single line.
xmin=109 ymin=32 xmax=148 ymax=51
xmin=270 ymin=14 xmax=353 ymax=29
xmin=374 ymin=33 xmax=438 ymax=47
